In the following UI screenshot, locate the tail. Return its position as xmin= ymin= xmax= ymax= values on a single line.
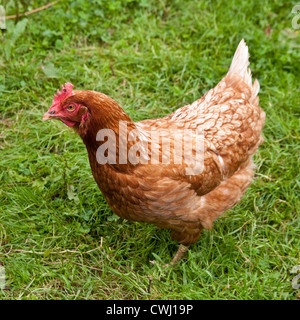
xmin=227 ymin=39 xmax=259 ymax=103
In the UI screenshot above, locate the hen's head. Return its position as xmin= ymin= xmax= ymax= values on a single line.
xmin=42 ymin=83 xmax=90 ymax=128
xmin=43 ymin=82 xmax=134 ymax=140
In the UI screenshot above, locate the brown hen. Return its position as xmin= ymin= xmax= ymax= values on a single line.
xmin=42 ymin=40 xmax=265 ymax=264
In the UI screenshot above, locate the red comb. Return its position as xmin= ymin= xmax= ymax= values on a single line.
xmin=50 ymin=82 xmax=74 ymax=109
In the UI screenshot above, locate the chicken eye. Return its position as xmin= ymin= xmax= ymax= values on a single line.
xmin=67 ymin=105 xmax=76 ymax=111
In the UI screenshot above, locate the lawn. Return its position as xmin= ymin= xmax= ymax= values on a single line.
xmin=0 ymin=0 xmax=299 ymax=300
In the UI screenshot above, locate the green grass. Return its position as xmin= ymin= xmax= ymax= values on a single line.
xmin=0 ymin=0 xmax=299 ymax=300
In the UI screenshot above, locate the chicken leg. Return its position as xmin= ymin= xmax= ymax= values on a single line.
xmin=170 ymin=244 xmax=190 ymax=265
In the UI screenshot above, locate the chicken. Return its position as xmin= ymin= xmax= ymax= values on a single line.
xmin=42 ymin=40 xmax=265 ymax=264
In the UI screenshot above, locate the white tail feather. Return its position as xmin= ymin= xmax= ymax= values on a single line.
xmin=227 ymin=39 xmax=259 ymax=99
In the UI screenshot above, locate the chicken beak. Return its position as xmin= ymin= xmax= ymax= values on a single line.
xmin=42 ymin=111 xmax=59 ymax=121
xmin=42 ymin=112 xmax=52 ymax=121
